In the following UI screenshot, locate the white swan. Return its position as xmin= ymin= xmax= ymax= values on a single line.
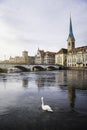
xmin=41 ymin=97 xmax=53 ymax=112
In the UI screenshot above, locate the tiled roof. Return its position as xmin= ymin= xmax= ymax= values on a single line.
xmin=68 ymin=46 xmax=87 ymax=53
xmin=38 ymin=50 xmax=56 ymax=56
xmin=74 ymin=46 xmax=87 ymax=51
xmin=45 ymin=51 xmax=56 ymax=56
xmin=39 ymin=50 xmax=45 ymax=56
xmin=57 ymin=48 xmax=67 ymax=54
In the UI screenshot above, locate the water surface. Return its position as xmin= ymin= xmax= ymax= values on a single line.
xmin=0 ymin=70 xmax=87 ymax=130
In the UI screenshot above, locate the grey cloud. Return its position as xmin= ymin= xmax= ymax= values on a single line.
xmin=0 ymin=0 xmax=87 ymax=59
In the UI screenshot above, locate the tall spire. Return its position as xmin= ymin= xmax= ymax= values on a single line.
xmin=69 ymin=16 xmax=74 ymax=38
xmin=67 ymin=16 xmax=75 ymax=52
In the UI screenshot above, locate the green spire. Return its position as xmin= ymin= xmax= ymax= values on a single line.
xmin=69 ymin=16 xmax=74 ymax=38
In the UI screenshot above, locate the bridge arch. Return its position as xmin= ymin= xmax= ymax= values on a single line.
xmin=31 ymin=65 xmax=45 ymax=71
xmin=14 ymin=66 xmax=30 ymax=72
xmin=46 ymin=66 xmax=58 ymax=71
xmin=0 ymin=68 xmax=7 ymax=73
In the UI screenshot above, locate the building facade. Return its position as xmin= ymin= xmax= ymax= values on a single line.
xmin=35 ymin=49 xmax=44 ymax=64
xmin=67 ymin=46 xmax=87 ymax=67
xmin=55 ymin=17 xmax=87 ymax=68
xmin=44 ymin=51 xmax=55 ymax=64
xmin=8 ymin=51 xmax=34 ymax=64
xmin=55 ymin=48 xmax=67 ymax=66
xmin=35 ymin=48 xmax=55 ymax=64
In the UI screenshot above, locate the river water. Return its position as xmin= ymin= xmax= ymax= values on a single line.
xmin=0 ymin=70 xmax=87 ymax=130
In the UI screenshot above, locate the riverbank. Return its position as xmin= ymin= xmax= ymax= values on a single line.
xmin=67 ymin=67 xmax=87 ymax=71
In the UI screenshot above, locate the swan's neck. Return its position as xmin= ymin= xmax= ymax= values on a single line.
xmin=41 ymin=98 xmax=44 ymax=106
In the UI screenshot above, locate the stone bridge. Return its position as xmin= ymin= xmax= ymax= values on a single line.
xmin=0 ymin=63 xmax=63 ymax=72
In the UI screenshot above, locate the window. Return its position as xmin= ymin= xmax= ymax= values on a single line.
xmin=68 ymin=43 xmax=70 ymax=46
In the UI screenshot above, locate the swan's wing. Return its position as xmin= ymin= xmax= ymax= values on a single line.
xmin=44 ymin=105 xmax=53 ymax=111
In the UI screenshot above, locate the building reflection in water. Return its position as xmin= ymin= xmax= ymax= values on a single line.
xmin=2 ymin=75 xmax=7 ymax=88
xmin=35 ymin=78 xmax=45 ymax=88
xmin=55 ymin=70 xmax=67 ymax=88
xmin=55 ymin=71 xmax=77 ymax=111
xmin=22 ymin=77 xmax=28 ymax=88
xmin=55 ymin=70 xmax=87 ymax=111
xmin=35 ymin=73 xmax=56 ymax=89
xmin=68 ymin=86 xmax=76 ymax=111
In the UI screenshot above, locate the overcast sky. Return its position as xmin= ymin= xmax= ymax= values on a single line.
xmin=0 ymin=0 xmax=87 ymax=60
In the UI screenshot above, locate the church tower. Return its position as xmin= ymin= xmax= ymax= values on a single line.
xmin=67 ymin=16 xmax=75 ymax=52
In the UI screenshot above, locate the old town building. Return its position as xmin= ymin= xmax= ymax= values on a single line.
xmin=55 ymin=17 xmax=87 ymax=68
xmin=44 ymin=51 xmax=55 ymax=64
xmin=55 ymin=48 xmax=67 ymax=67
xmin=35 ymin=48 xmax=55 ymax=64
xmin=9 ymin=51 xmax=34 ymax=64
xmin=35 ymin=49 xmax=44 ymax=64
